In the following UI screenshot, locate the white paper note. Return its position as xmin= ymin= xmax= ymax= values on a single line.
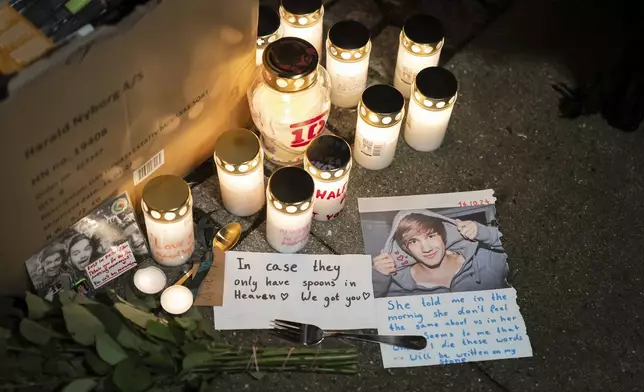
xmin=376 ymin=288 xmax=532 ymax=368
xmin=213 ymin=251 xmax=376 ymax=330
xmin=86 ymin=242 xmax=137 ymax=289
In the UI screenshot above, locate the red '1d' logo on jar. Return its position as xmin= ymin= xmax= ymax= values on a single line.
xmin=289 ymin=110 xmax=328 ymax=148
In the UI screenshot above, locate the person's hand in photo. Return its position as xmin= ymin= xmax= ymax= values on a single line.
xmin=373 ymin=250 xmax=396 ymax=276
xmin=456 ymin=220 xmax=479 ymax=241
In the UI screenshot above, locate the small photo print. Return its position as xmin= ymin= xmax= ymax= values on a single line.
xmin=359 ymin=194 xmax=509 ymax=298
xmin=24 ymin=193 xmax=148 ymax=299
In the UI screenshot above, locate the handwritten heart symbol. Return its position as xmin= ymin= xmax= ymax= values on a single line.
xmin=362 ymin=292 xmax=371 ymax=300
xmin=280 ymin=293 xmax=289 ymax=301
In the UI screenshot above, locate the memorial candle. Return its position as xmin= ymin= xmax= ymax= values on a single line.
xmin=404 ymin=66 xmax=458 ymax=152
xmin=353 ymin=84 xmax=405 ymax=170
xmin=304 ymin=134 xmax=352 ymax=221
xmin=266 ymin=166 xmax=315 ymax=253
xmin=142 ymin=175 xmax=195 ymax=267
xmin=247 ymin=37 xmax=331 ymax=166
xmin=325 ymin=20 xmax=371 ymax=108
xmin=160 ymin=285 xmax=193 ymax=315
xmin=133 ymin=266 xmax=166 ymax=295
xmin=279 ymin=0 xmax=324 ymax=59
xmin=393 ymin=14 xmax=444 ymax=99
xmin=256 ymin=5 xmax=281 ymax=66
xmin=214 ymin=128 xmax=265 ymax=217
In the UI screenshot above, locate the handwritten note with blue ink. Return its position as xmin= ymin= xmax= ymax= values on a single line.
xmin=214 ymin=251 xmax=376 ymax=330
xmin=376 ymin=288 xmax=532 ymax=367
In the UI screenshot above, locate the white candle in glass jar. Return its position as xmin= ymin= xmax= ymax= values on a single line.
xmin=326 ymin=20 xmax=371 ymax=108
xmin=142 ymin=175 xmax=195 ymax=267
xmin=257 ymin=5 xmax=281 ymax=66
xmin=266 ymin=167 xmax=315 ymax=253
xmin=160 ymin=285 xmax=194 ymax=315
xmin=214 ymin=129 xmax=265 ymax=216
xmin=304 ymin=135 xmax=352 ymax=221
xmin=279 ymin=0 xmax=324 ymax=59
xmin=404 ymin=66 xmax=458 ymax=152
xmin=133 ymin=266 xmax=167 ymax=294
xmin=248 ymin=37 xmax=331 ymax=166
xmin=393 ymin=14 xmax=444 ymax=98
xmin=353 ymin=84 xmax=405 ymax=170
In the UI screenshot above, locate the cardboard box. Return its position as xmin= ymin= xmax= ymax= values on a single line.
xmin=0 ymin=0 xmax=258 ymax=295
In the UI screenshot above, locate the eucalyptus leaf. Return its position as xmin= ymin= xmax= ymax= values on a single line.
xmin=0 ymin=326 xmax=10 ymax=340
xmin=74 ymin=293 xmax=99 ymax=305
xmin=44 ymin=359 xmax=77 ymax=377
xmin=178 ymin=307 xmax=202 ymax=322
xmin=183 ymin=351 xmax=214 ymax=371
xmin=84 ymin=304 xmax=158 ymax=353
xmin=114 ymin=302 xmax=157 ymax=329
xmin=113 ymin=358 xmax=152 ymax=392
xmin=181 ymin=342 xmax=208 ymax=356
xmin=61 ymin=378 xmax=97 ymax=392
xmin=96 ymin=332 xmax=128 ymax=365
xmin=174 ymin=317 xmax=198 ymax=332
xmin=59 ymin=289 xmax=76 ymax=305
xmin=0 ymin=297 xmax=24 ymax=319
xmin=145 ymin=321 xmax=179 ymax=344
xmin=25 ymin=291 xmax=55 ymax=319
xmin=125 ymin=283 xmax=150 ymax=311
xmin=85 ymin=350 xmax=112 ymax=375
xmin=138 ymin=350 xmax=175 ymax=370
xmin=63 ymin=303 xmax=105 ymax=346
xmin=19 ymin=318 xmax=64 ymax=345
xmin=249 ymin=371 xmax=266 ymax=380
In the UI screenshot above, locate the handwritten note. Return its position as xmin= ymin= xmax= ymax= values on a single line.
xmin=377 ymin=289 xmax=532 ymax=368
xmin=86 ymin=242 xmax=137 ymax=289
xmin=193 ymin=248 xmax=225 ymax=306
xmin=213 ymin=251 xmax=376 ymax=330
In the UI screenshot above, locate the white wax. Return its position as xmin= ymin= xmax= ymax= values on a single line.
xmin=160 ymin=285 xmax=194 ymax=315
xmin=217 ymin=165 xmax=265 ymax=217
xmin=133 ymin=266 xmax=167 ymax=295
xmin=312 ymin=174 xmax=350 ymax=221
xmin=266 ymin=200 xmax=313 ymax=253
xmin=326 ymin=55 xmax=370 ymax=108
xmin=281 ymin=19 xmax=324 ymax=59
xmin=249 ymin=73 xmax=330 ymax=165
xmin=144 ymin=210 xmax=195 ymax=266
xmin=404 ymin=98 xmax=454 ymax=152
xmin=393 ymin=44 xmax=442 ymax=99
xmin=353 ymin=117 xmax=402 ymax=170
xmin=256 ymin=48 xmax=264 ymax=66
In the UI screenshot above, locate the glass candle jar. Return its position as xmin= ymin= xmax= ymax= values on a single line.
xmin=214 ymin=128 xmax=265 ymax=217
xmin=248 ymin=37 xmax=331 ymax=166
xmin=266 ymin=166 xmax=315 ymax=253
xmin=279 ymin=0 xmax=324 ymax=59
xmin=326 ymin=20 xmax=371 ymax=108
xmin=141 ymin=175 xmax=195 ymax=266
xmin=304 ymin=134 xmax=352 ymax=221
xmin=257 ymin=5 xmax=281 ymax=66
xmin=353 ymin=84 xmax=405 ymax=170
xmin=404 ymin=66 xmax=458 ymax=152
xmin=394 ymin=14 xmax=444 ymax=99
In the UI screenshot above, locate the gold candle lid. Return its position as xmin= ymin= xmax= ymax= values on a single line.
xmin=400 ymin=14 xmax=444 ymax=56
xmin=304 ymin=135 xmax=352 ymax=182
xmin=267 ymin=166 xmax=314 ymax=214
xmin=412 ymin=67 xmax=458 ymax=111
xmin=142 ymin=175 xmax=192 ymax=222
xmin=327 ymin=20 xmax=371 ymax=63
xmin=279 ymin=0 xmax=323 ymax=28
xmin=262 ymin=37 xmax=318 ymax=93
xmin=359 ymin=84 xmax=405 ymax=128
xmin=257 ymin=5 xmax=281 ymax=50
xmin=214 ymin=129 xmax=262 ymax=175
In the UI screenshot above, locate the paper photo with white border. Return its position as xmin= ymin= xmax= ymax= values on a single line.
xmin=358 ymin=190 xmax=533 ymax=368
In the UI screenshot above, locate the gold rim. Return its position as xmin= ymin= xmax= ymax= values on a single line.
xmin=326 ymin=39 xmax=371 ymax=63
xmin=358 ymin=100 xmax=405 ymax=128
xmin=257 ymin=31 xmax=281 ymax=50
xmin=304 ymin=136 xmax=352 ymax=182
xmin=279 ymin=5 xmax=324 ymax=28
xmin=267 ymin=170 xmax=314 ymax=215
xmin=400 ymin=31 xmax=443 ymax=56
xmin=411 ymin=84 xmax=458 ymax=111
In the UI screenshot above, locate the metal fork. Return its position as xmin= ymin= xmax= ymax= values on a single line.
xmin=270 ymin=319 xmax=427 ymax=350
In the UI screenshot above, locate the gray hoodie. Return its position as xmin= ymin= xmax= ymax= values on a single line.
xmin=372 ymin=209 xmax=509 ymax=297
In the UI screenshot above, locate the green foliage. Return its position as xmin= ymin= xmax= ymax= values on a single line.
xmin=63 ymin=303 xmax=105 ymax=346
xmin=96 ymin=332 xmax=128 ymax=365
xmin=2 ymin=290 xmax=358 ymax=392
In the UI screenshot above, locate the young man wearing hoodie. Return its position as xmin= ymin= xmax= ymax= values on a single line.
xmin=371 ymin=209 xmax=508 ymax=298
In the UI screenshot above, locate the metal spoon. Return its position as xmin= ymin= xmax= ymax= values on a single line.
xmin=174 ymin=222 xmax=242 ymax=285
xmin=212 ymin=222 xmax=242 ymax=251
